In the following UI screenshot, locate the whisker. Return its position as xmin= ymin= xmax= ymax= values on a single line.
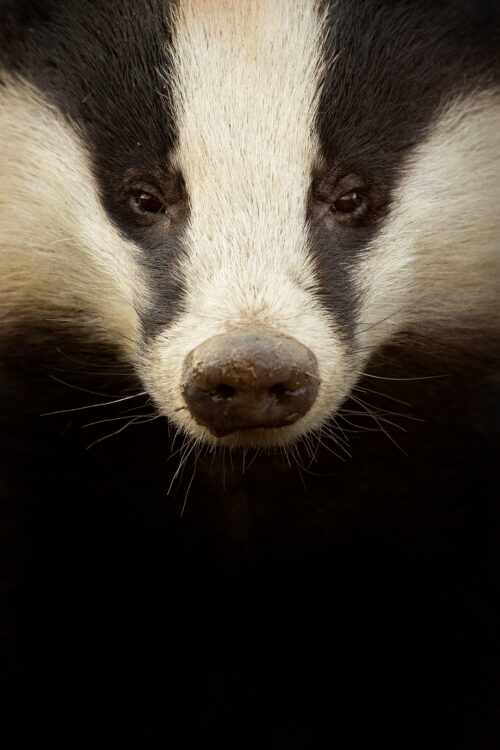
xmin=349 ymin=345 xmax=378 ymax=354
xmin=55 ymin=346 xmax=133 ymax=373
xmin=347 ymin=394 xmax=411 ymax=429
xmin=356 ymin=371 xmax=448 ymax=382
xmin=349 ymin=395 xmax=407 ymax=455
xmin=356 ymin=308 xmax=403 ymax=336
xmin=349 ymin=395 xmax=404 ymax=428
xmin=170 ymin=428 xmax=182 ymax=454
xmin=85 ymin=415 xmax=143 ymax=450
xmin=41 ymin=391 xmax=148 ymax=416
xmin=121 ymin=400 xmax=155 ymax=414
xmin=180 ymin=443 xmax=201 ymax=517
xmin=329 ymin=416 xmax=349 ymax=445
xmin=290 ymin=442 xmax=342 ymax=478
xmin=320 ymin=427 xmax=352 ymax=458
xmin=353 ymin=385 xmax=411 ymax=406
xmin=341 ymin=409 xmax=409 ymax=429
xmin=321 ymin=422 xmax=350 ymax=449
xmin=301 ymin=434 xmax=315 ymax=462
xmin=48 ymin=374 xmax=117 ymax=398
xmin=306 ymin=432 xmax=322 ymax=467
xmin=280 ymin=439 xmax=293 ymax=468
xmin=289 ymin=444 xmax=307 ymax=492
xmin=245 ymin=447 xmax=261 ymax=473
xmin=132 ymin=414 xmax=162 ymax=425
xmin=313 ymin=432 xmax=347 ymax=462
xmin=168 ymin=436 xmax=193 ymax=462
xmin=167 ymin=438 xmax=197 ymax=495
xmin=53 ymin=366 xmax=135 ymax=377
xmin=82 ymin=412 xmax=156 ymax=428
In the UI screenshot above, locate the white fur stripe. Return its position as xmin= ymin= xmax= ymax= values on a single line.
xmin=168 ymin=0 xmax=326 ymax=301
xmin=0 ymin=77 xmax=145 ymax=355
xmin=356 ymin=93 xmax=500 ymax=351
xmin=142 ymin=1 xmax=351 ymax=445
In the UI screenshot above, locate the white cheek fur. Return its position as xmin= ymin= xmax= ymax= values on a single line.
xmin=355 ymin=93 xmax=500 ymax=351
xmin=0 ymin=76 xmax=147 ymax=357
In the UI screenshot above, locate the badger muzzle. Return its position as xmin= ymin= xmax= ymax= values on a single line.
xmin=182 ymin=333 xmax=320 ymax=437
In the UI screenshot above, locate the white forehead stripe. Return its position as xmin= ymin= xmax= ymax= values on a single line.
xmin=169 ymin=0 xmax=327 ymax=304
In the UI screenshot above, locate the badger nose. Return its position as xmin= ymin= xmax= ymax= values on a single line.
xmin=182 ymin=333 xmax=320 ymax=437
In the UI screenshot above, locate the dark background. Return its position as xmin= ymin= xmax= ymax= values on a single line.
xmin=0 ymin=336 xmax=499 ymax=749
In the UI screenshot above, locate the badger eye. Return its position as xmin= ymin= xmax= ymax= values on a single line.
xmin=132 ymin=192 xmax=165 ymax=214
xmin=331 ymin=191 xmax=363 ymax=214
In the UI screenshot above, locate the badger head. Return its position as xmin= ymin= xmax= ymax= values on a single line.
xmin=0 ymin=0 xmax=499 ymax=449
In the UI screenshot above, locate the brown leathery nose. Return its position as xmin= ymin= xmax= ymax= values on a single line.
xmin=182 ymin=333 xmax=320 ymax=437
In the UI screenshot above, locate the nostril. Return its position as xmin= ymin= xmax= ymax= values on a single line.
xmin=269 ymin=382 xmax=287 ymax=398
xmin=212 ymin=384 xmax=235 ymax=400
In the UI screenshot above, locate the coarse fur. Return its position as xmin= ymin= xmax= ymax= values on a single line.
xmin=0 ymin=1 xmax=499 ymax=748
xmin=0 ymin=0 xmax=499 ymax=448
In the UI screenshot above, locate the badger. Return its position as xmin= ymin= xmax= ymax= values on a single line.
xmin=0 ymin=1 xmax=499 ymax=747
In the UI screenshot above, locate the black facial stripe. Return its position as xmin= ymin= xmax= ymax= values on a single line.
xmin=0 ymin=0 xmax=188 ymax=340
xmin=311 ymin=0 xmax=500 ymax=333
xmin=136 ymin=221 xmax=189 ymax=343
xmin=1 ymin=1 xmax=178 ymax=158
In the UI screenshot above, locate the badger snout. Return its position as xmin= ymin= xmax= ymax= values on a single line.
xmin=182 ymin=333 xmax=320 ymax=437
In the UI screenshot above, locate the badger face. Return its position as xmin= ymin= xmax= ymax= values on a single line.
xmin=0 ymin=1 xmax=499 ymax=448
